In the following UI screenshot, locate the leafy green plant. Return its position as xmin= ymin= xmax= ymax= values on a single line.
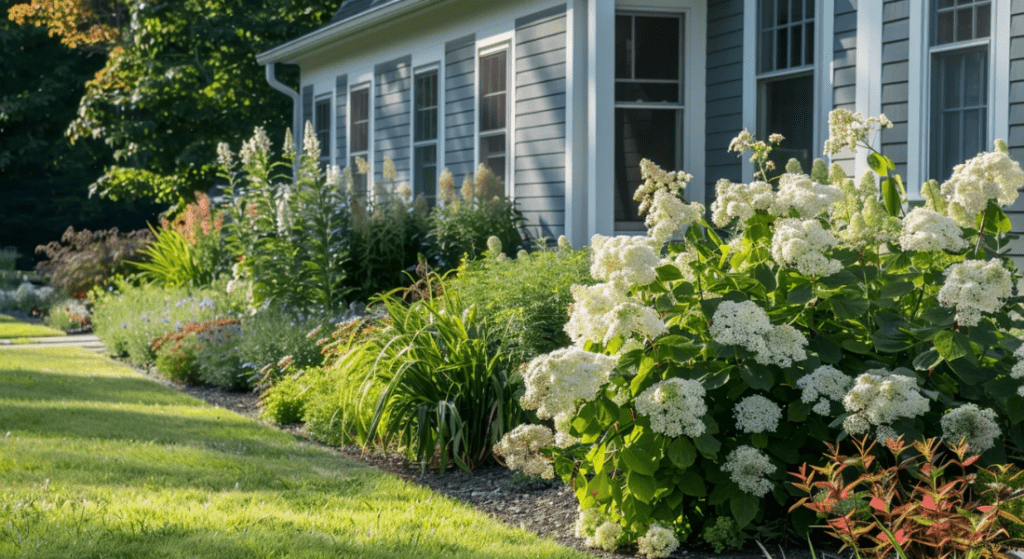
xmin=450 ymin=236 xmax=594 ymax=361
xmin=35 ymin=226 xmax=152 ymax=294
xmin=491 ymin=110 xmax=1024 ymax=553
xmin=44 ymin=298 xmax=91 ymax=331
xmin=152 ymin=329 xmax=203 ymax=383
xmin=429 ymin=164 xmax=524 ymax=269
xmin=260 ymin=372 xmax=312 ymax=424
xmin=701 ymin=517 xmax=747 ymax=553
xmin=791 ymin=436 xmax=1024 ymax=559
xmin=359 ymin=278 xmax=524 ymax=472
xmin=135 ymin=224 xmax=211 ymax=287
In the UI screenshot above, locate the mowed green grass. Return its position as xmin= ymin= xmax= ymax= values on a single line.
xmin=0 ymin=347 xmax=590 ymax=559
xmin=0 ymin=314 xmax=65 ymax=339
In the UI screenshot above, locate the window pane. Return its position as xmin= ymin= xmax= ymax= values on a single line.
xmin=635 ymin=17 xmax=680 ymax=80
xmin=964 ymin=51 xmax=985 ymax=107
xmin=616 ymin=15 xmax=632 ymax=79
xmin=350 ymin=89 xmax=369 ymax=153
xmin=761 ymin=73 xmax=814 ymax=173
xmin=351 ymin=156 xmax=368 ymax=194
xmin=956 ymin=7 xmax=973 ymax=41
xmin=940 ymin=111 xmax=960 ymax=180
xmin=963 ymin=109 xmax=982 ymax=159
xmin=777 ymin=0 xmax=789 ymax=25
xmin=761 ymin=30 xmax=774 ymax=73
xmin=415 ymin=71 xmax=438 ymax=142
xmin=805 ymin=21 xmax=814 ymax=64
xmin=931 ymin=49 xmax=988 ymax=182
xmin=615 ymin=82 xmax=680 ymax=104
xmin=480 ymin=134 xmax=506 ymax=183
xmin=939 ymin=0 xmax=954 ymax=7
xmin=614 ymin=108 xmax=678 ymax=225
xmin=791 ymin=23 xmax=802 ymax=68
xmin=805 ymin=0 xmax=813 ymax=18
xmin=942 ymin=55 xmax=963 ymax=109
xmin=761 ymin=0 xmax=774 ymax=29
xmin=976 ymin=3 xmax=990 ymax=38
xmin=315 ymin=99 xmax=331 ymax=160
xmin=414 ymin=144 xmax=437 ymax=205
xmin=480 ymin=51 xmax=507 ymax=132
xmin=791 ymin=0 xmax=802 ymax=22
xmin=936 ymin=10 xmax=955 ymax=44
xmin=777 ymin=25 xmax=789 ymax=69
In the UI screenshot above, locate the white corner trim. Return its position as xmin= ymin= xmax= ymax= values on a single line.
xmin=741 ymin=0 xmax=757 ymax=183
xmin=685 ymin=0 xmax=708 ymax=208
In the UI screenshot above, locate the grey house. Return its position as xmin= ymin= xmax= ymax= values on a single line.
xmin=257 ymin=0 xmax=1021 ymax=246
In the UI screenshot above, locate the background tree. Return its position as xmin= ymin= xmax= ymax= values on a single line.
xmin=8 ymin=0 xmax=337 ymax=206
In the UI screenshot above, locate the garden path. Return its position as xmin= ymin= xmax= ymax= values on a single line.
xmin=0 ymin=332 xmax=106 ymax=352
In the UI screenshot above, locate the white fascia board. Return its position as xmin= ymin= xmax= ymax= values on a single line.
xmin=256 ymin=0 xmax=447 ymax=65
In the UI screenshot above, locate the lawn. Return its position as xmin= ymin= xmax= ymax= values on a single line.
xmin=0 ymin=314 xmax=65 ymax=339
xmin=0 ymin=347 xmax=591 ymax=559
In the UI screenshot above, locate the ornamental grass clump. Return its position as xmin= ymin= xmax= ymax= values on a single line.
xmin=494 ymin=109 xmax=1024 ymax=553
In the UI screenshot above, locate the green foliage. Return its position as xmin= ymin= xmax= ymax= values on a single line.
xmin=450 ymin=239 xmax=594 ymax=361
xmin=0 ymin=248 xmax=17 ymax=271
xmin=429 ymin=165 xmax=525 ymax=269
xmin=301 ymin=343 xmax=387 ymax=446
xmin=792 ymin=437 xmax=1024 ymax=559
xmin=35 ymin=226 xmax=152 ymax=294
xmin=135 ymin=224 xmax=210 ymax=287
xmin=44 ymin=298 xmax=91 ymax=331
xmin=360 ymin=281 xmax=524 ymax=472
xmin=700 ymin=517 xmax=746 ymax=553
xmin=152 ymin=331 xmax=202 ymax=383
xmin=260 ymin=372 xmax=311 ymax=424
xmin=90 ymin=277 xmax=245 ymax=365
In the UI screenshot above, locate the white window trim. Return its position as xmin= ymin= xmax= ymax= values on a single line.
xmin=474 ymin=35 xmax=514 ymax=197
xmin=411 ymin=64 xmax=442 ymax=201
xmin=587 ymin=0 xmax=706 ymax=238
xmin=347 ymin=81 xmax=373 ymax=188
xmin=907 ymin=0 xmax=1008 ymax=198
xmin=742 ymin=0 xmax=833 ymax=183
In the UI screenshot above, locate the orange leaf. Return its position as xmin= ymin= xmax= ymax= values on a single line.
xmin=870 ymin=497 xmax=888 ymax=512
xmin=922 ymin=494 xmax=937 ymax=510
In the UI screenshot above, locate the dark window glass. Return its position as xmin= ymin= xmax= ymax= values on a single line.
xmin=615 ymin=15 xmax=632 ymax=79
xmin=956 ymin=7 xmax=973 ymax=42
xmin=479 ymin=51 xmax=507 ymax=132
xmin=350 ymin=88 xmax=369 ymax=153
xmin=351 ymin=156 xmax=367 ymax=194
xmin=760 ymin=73 xmax=814 ymax=173
xmin=615 ymin=108 xmax=679 ymax=227
xmin=479 ymin=134 xmax=506 ymax=183
xmin=976 ymin=3 xmax=990 ymax=38
xmin=414 ymin=71 xmax=438 ymax=142
xmin=314 ymin=98 xmax=331 ymax=164
xmin=615 ymin=82 xmax=679 ymax=104
xmin=761 ymin=0 xmax=774 ymax=28
xmin=934 ymin=0 xmax=991 ymax=45
xmin=634 ymin=16 xmax=679 ymax=80
xmin=931 ymin=48 xmax=988 ymax=182
xmin=414 ymin=145 xmax=437 ymax=206
xmin=759 ymin=0 xmax=814 ymax=73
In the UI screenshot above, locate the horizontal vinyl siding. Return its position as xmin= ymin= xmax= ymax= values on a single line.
xmin=704 ymin=0 xmax=744 ymax=208
xmin=832 ymin=0 xmax=857 ymax=174
xmin=515 ymin=5 xmax=567 ymax=240
xmin=879 ymin=0 xmax=910 ymax=179
xmin=1004 ymin=0 xmax=1024 ymax=259
xmin=445 ymin=34 xmax=476 ymax=181
xmin=375 ymin=55 xmax=412 ymax=184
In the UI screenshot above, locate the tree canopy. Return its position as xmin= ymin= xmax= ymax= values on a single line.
xmin=8 ymin=0 xmax=338 ymax=206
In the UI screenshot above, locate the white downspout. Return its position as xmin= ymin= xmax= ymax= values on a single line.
xmin=264 ymin=63 xmax=302 ymax=159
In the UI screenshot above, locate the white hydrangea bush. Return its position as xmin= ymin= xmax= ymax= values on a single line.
xmin=496 ymin=111 xmax=1024 ymax=551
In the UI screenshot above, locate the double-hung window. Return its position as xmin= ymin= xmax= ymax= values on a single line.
xmin=414 ymin=69 xmax=439 ymax=206
xmin=479 ymin=49 xmax=508 ymax=184
xmin=349 ymin=86 xmax=370 ymax=196
xmin=757 ymin=0 xmax=815 ymax=174
xmin=929 ymin=0 xmax=990 ymax=182
xmin=314 ymin=97 xmax=331 ymax=169
xmin=614 ymin=12 xmax=684 ymax=230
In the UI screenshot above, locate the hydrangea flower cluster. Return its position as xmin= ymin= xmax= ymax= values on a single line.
xmin=668 ymin=245 xmax=700 ymax=283
xmin=842 ymin=369 xmax=930 ymax=435
xmin=637 ymin=524 xmax=680 ymax=558
xmin=646 ymin=188 xmax=705 ymax=245
xmin=576 ymin=508 xmax=621 ymax=551
xmin=829 ymin=170 xmax=901 ymax=249
xmin=771 ymin=218 xmax=841 ymax=277
xmin=722 ymin=445 xmax=776 ymax=496
xmin=1011 ymin=344 xmax=1024 ymax=397
xmin=769 ymin=174 xmax=845 ymax=219
xmin=710 ymin=179 xmax=775 ymax=227
xmin=898 ymin=207 xmax=967 ymax=253
xmin=733 ymin=394 xmax=782 ymax=433
xmin=940 ymin=144 xmax=1024 ymax=225
xmin=937 ymin=259 xmax=1012 ymax=327
xmin=633 ymin=158 xmax=694 ymax=215
xmin=492 ymin=424 xmax=555 ymax=479
xmin=590 ymin=234 xmax=661 ymax=290
xmin=635 ymin=378 xmax=708 ymax=438
xmin=710 ymin=300 xmax=807 ymax=367
xmin=822 ymin=109 xmax=893 ymax=155
xmin=563 ymin=283 xmax=666 ymax=346
xmin=940 ymin=404 xmax=1000 ymax=453
xmin=519 ymin=347 xmax=618 ymax=425
xmin=728 ymin=129 xmax=784 ymax=178
xmin=797 ymin=365 xmax=853 ymax=416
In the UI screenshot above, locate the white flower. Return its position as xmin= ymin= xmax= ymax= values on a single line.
xmin=592 ymin=521 xmax=622 ymax=551
xmin=940 ymin=145 xmax=1024 ymax=224
xmin=558 ymin=235 xmax=573 ymax=251
xmin=636 ymin=378 xmax=707 ymax=438
xmin=770 ymin=173 xmax=845 ymax=219
xmin=710 ymin=300 xmax=772 ymax=352
xmin=519 ymin=347 xmax=618 ymax=425
xmin=216 ymin=142 xmax=235 ymax=169
xmin=797 ymin=365 xmax=853 ymax=415
xmin=771 ymin=218 xmax=841 ymax=277
xmin=633 ymin=158 xmax=693 ymax=216
xmin=601 ymin=301 xmax=668 ymax=345
xmin=937 ymin=259 xmax=1012 ymax=327
xmin=666 ymin=245 xmax=699 ymax=283
xmin=875 ymin=424 xmax=899 ymax=444
xmin=302 ymin=120 xmax=320 ymax=161
xmin=239 ymin=126 xmax=272 ymax=167
xmin=493 ymin=424 xmax=555 ymax=479
xmin=899 ymin=207 xmax=967 ymax=252
xmin=575 ymin=508 xmax=604 ymax=540
xmin=940 ymin=404 xmax=1000 ymax=453
xmin=843 ymin=369 xmax=930 ymax=430
xmin=756 ymin=324 xmax=807 ymax=368
xmin=711 ymin=179 xmax=774 ymax=227
xmin=823 ymin=109 xmax=893 ymax=155
xmin=722 ymin=445 xmax=776 ymax=497
xmin=733 ymin=395 xmax=782 ymax=434
xmin=325 ymin=164 xmax=340 ymax=187
xmin=646 ymin=188 xmax=704 ymax=245
xmin=637 ymin=524 xmax=679 ymax=558
xmin=564 ymin=283 xmax=652 ymax=347
xmin=590 ymin=234 xmax=661 ymax=289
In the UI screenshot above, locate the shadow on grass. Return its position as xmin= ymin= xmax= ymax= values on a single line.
xmin=0 ymin=367 xmax=200 ymax=407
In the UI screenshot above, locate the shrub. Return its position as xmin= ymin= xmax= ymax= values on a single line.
xmin=302 ymin=342 xmax=387 ymax=446
xmin=429 ymin=164 xmax=524 ymax=269
xmin=0 ymin=247 xmax=18 ymax=271
xmin=450 ymin=236 xmax=594 ymax=361
xmin=166 ymin=192 xmax=229 ymax=280
xmin=135 ymin=225 xmax=211 ymax=287
xmin=44 ymin=298 xmax=91 ymax=331
xmin=0 ymin=281 xmax=60 ymax=313
xmin=35 ymin=227 xmax=152 ymax=294
xmin=260 ymin=372 xmax=311 ymax=425
xmin=152 ymin=330 xmax=202 ymax=383
xmin=494 ymin=111 xmax=1024 ymax=552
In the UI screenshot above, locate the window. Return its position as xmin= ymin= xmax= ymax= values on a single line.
xmin=349 ymin=86 xmax=370 ymax=195
xmin=314 ymin=97 xmax=331 ymax=168
xmin=929 ymin=0 xmax=990 ymax=182
xmin=757 ymin=0 xmax=815 ymax=174
xmin=614 ymin=13 xmax=684 ymax=229
xmin=479 ymin=49 xmax=507 ymax=184
xmin=414 ymin=69 xmax=439 ymax=206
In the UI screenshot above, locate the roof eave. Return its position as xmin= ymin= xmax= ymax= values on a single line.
xmin=256 ymin=0 xmax=440 ymax=66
